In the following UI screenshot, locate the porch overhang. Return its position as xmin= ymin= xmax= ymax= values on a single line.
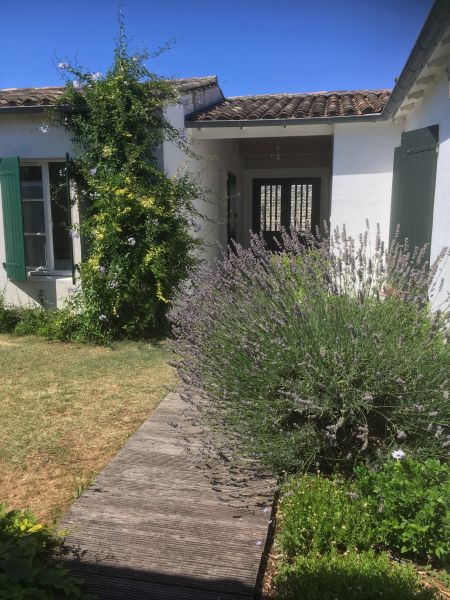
xmin=185 ymin=113 xmax=382 ymax=129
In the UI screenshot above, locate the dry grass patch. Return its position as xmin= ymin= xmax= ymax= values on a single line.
xmin=0 ymin=334 xmax=176 ymax=523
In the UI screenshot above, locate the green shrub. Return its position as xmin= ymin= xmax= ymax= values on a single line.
xmin=172 ymin=227 xmax=450 ymax=474
xmin=0 ymin=294 xmax=21 ymax=333
xmin=354 ymin=458 xmax=450 ymax=563
xmin=277 ymin=473 xmax=375 ymax=558
xmin=0 ymin=504 xmax=94 ymax=599
xmin=275 ymin=550 xmax=437 ymax=600
xmin=0 ymin=291 xmax=108 ymax=344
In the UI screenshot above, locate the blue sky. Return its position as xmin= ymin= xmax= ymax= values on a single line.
xmin=0 ymin=0 xmax=433 ymax=97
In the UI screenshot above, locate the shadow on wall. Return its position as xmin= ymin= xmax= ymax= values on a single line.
xmin=9 ymin=280 xmax=58 ymax=308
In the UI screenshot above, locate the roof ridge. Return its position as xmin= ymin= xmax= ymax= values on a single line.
xmin=0 ymin=86 xmax=64 ymax=92
xmin=226 ymin=88 xmax=392 ymax=100
xmin=0 ymin=76 xmax=218 ymax=94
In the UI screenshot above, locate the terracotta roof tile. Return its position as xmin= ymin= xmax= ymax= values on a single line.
xmin=0 ymin=76 xmax=219 ymax=109
xmin=190 ymin=89 xmax=391 ymax=121
xmin=0 ymin=87 xmax=65 ymax=108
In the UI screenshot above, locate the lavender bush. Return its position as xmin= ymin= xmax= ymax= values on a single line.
xmin=171 ymin=225 xmax=450 ymax=474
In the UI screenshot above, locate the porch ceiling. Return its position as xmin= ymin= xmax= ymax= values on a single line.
xmin=239 ymin=136 xmax=332 ymax=157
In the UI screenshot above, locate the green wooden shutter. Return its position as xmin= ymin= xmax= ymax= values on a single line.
xmin=0 ymin=157 xmax=26 ymax=281
xmin=389 ymin=125 xmax=439 ymax=257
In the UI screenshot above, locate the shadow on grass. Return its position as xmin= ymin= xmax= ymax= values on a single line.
xmin=273 ymin=553 xmax=438 ymax=600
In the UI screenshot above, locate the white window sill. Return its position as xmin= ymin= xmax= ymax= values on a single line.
xmin=27 ymin=269 xmax=72 ymax=280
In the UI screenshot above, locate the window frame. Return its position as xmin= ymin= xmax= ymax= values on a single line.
xmin=19 ymin=158 xmax=71 ymax=276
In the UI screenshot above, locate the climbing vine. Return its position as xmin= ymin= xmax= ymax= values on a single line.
xmin=53 ymin=28 xmax=200 ymax=341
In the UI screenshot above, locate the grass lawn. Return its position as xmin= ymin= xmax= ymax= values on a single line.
xmin=0 ymin=334 xmax=176 ymax=524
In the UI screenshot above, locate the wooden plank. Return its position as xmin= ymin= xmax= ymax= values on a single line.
xmin=60 ymin=391 xmax=275 ymax=600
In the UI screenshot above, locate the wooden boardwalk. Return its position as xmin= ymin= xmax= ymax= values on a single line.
xmin=61 ymin=391 xmax=274 ymax=599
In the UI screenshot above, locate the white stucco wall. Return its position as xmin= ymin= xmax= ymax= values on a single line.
xmin=0 ymin=113 xmax=76 ymax=307
xmin=404 ymin=71 xmax=450 ymax=302
xmin=331 ymin=121 xmax=402 ymax=245
xmin=186 ymin=137 xmax=243 ymax=262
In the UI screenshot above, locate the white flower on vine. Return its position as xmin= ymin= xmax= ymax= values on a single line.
xmin=127 ymin=237 xmax=136 ymax=246
xmin=391 ymin=449 xmax=406 ymax=460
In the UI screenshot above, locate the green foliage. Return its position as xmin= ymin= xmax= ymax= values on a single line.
xmin=0 ymin=293 xmax=21 ymax=333
xmin=275 ymin=550 xmax=437 ymax=600
xmin=173 ymin=228 xmax=450 ymax=474
xmin=49 ymin=26 xmax=200 ymax=342
xmin=278 ymin=460 xmax=450 ymax=566
xmin=0 ymin=504 xmax=94 ymax=599
xmin=277 ymin=473 xmax=374 ymax=559
xmin=354 ymin=459 xmax=450 ymax=563
xmin=0 ymin=292 xmax=105 ymax=343
xmin=274 ymin=466 xmax=446 ymax=599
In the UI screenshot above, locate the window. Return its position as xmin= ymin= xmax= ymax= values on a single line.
xmin=20 ymin=161 xmax=72 ymax=271
xmin=0 ymin=157 xmax=72 ymax=280
xmin=290 ymin=183 xmax=313 ymax=231
xmin=260 ymin=184 xmax=282 ymax=233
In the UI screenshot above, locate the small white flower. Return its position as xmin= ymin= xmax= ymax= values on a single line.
xmin=58 ymin=62 xmax=68 ymax=69
xmin=39 ymin=124 xmax=49 ymax=134
xmin=396 ymin=430 xmax=407 ymax=440
xmin=89 ymin=167 xmax=97 ymax=176
xmin=90 ymin=71 xmax=102 ymax=81
xmin=98 ymin=314 xmax=107 ymax=322
xmin=127 ymin=237 xmax=136 ymax=246
xmin=391 ymin=449 xmax=406 ymax=460
xmin=68 ymin=229 xmax=79 ymax=238
xmin=73 ymin=80 xmax=82 ymax=89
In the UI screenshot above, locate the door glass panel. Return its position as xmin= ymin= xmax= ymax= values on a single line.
xmin=24 ymin=236 xmax=46 ymax=268
xmin=290 ymin=184 xmax=312 ymax=231
xmin=260 ymin=184 xmax=281 ymax=232
xmin=20 ymin=166 xmax=43 ymax=199
xmin=49 ymin=162 xmax=72 ymax=270
xmin=22 ymin=201 xmax=45 ymax=234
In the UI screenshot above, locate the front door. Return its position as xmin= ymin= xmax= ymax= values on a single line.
xmin=252 ymin=178 xmax=320 ymax=250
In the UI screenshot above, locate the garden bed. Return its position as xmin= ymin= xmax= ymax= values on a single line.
xmin=259 ymin=470 xmax=450 ymax=600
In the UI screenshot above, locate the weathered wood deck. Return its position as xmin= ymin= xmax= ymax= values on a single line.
xmin=61 ymin=391 xmax=274 ymax=599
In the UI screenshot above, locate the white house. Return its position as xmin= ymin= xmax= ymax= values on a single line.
xmin=1 ymin=0 xmax=449 ymax=308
